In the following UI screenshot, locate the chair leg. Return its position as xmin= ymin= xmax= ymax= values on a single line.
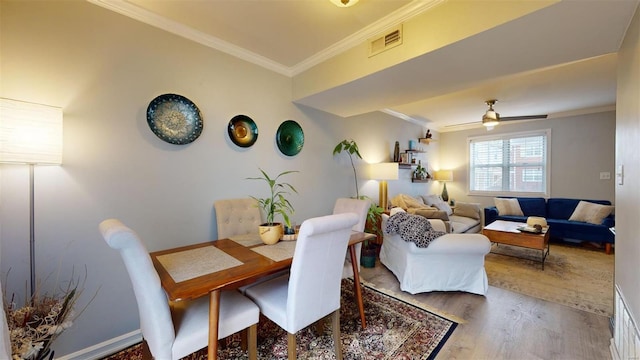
xmin=287 ymin=332 xmax=296 ymax=360
xmin=315 ymin=317 xmax=326 ymax=336
xmin=332 ymin=309 xmax=342 ymax=360
xmin=141 ymin=339 xmax=153 ymax=360
xmin=240 ymin=328 xmax=248 ymax=350
xmin=248 ymin=324 xmax=258 ymax=360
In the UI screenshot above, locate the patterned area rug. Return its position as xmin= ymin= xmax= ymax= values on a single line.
xmin=102 ymin=278 xmax=456 ymax=360
xmin=485 ymin=242 xmax=614 ymax=317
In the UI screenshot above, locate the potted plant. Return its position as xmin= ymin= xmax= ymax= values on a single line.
xmin=333 ymin=139 xmax=384 ymax=267
xmin=247 ymin=168 xmax=298 ymax=244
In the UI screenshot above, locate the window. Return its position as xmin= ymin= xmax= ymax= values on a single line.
xmin=468 ymin=130 xmax=550 ymax=196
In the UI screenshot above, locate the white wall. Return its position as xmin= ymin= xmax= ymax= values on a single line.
xmin=615 ymin=3 xmax=640 ymax=340
xmin=437 ymin=111 xmax=616 ymax=209
xmin=0 ymin=2 xmax=426 ymax=356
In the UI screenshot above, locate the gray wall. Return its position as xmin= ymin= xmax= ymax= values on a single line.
xmin=615 ymin=3 xmax=640 ymax=338
xmin=0 ymin=2 xmax=427 ymax=356
xmin=438 ymin=111 xmax=616 ymax=209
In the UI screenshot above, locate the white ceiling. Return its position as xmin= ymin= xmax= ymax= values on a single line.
xmin=89 ymin=0 xmax=639 ymax=131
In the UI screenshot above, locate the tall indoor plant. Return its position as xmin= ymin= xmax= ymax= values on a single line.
xmin=333 ymin=139 xmax=384 ymax=267
xmin=247 ymin=168 xmax=298 ymax=244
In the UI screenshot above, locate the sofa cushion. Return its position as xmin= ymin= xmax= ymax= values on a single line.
xmin=547 ymin=198 xmax=612 ymax=220
xmin=494 ymin=198 xmax=524 ymax=216
xmin=454 ymin=202 xmax=481 ymax=220
xmin=569 ymin=200 xmax=614 ymax=225
xmin=421 ymin=194 xmax=441 ymax=204
xmin=391 ymin=194 xmax=426 ymax=210
xmin=514 ymin=197 xmax=547 ymax=217
xmin=410 ymin=208 xmax=449 ymax=222
xmin=449 ymin=215 xmax=481 ymax=234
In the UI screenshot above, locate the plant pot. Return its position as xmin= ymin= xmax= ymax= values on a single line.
xmin=259 ymin=223 xmax=283 ymax=245
xmin=360 ymin=246 xmax=377 ymax=268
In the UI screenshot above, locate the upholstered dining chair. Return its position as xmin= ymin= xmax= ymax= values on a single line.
xmin=332 ymin=197 xmax=370 ymax=278
xmin=213 ymin=198 xmax=262 ymax=239
xmin=245 ymin=213 xmax=359 ymax=360
xmin=99 ymin=219 xmax=259 ymax=360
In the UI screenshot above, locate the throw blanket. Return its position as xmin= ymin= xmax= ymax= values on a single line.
xmin=386 ymin=212 xmax=446 ymax=248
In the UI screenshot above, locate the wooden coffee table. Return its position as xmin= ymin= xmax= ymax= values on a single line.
xmin=483 ymin=220 xmax=550 ymax=270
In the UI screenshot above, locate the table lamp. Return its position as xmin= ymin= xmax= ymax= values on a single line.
xmin=434 ymin=170 xmax=453 ymax=202
xmin=0 ymin=98 xmax=63 ymax=297
xmin=369 ymin=162 xmax=398 ymax=211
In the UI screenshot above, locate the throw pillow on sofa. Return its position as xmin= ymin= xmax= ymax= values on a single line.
xmin=453 ymin=202 xmax=481 ymax=220
xmin=494 ymin=198 xmax=524 ymax=216
xmin=420 ymin=194 xmax=453 ymax=215
xmin=568 ymin=200 xmax=614 ymax=225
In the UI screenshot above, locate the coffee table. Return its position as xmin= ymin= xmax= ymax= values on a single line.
xmin=483 ymin=220 xmax=550 ymax=270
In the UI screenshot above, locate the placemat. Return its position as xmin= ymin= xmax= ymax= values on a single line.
xmin=252 ymin=241 xmax=296 ymax=262
xmin=157 ymin=245 xmax=243 ymax=282
xmin=228 ymin=233 xmax=263 ymax=247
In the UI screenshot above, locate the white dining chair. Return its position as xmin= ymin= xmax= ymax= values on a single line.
xmin=245 ymin=213 xmax=359 ymax=360
xmin=99 ymin=219 xmax=259 ymax=360
xmin=332 ymin=197 xmax=370 ymax=278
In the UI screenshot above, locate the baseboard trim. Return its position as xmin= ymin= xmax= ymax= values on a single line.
xmin=56 ymin=330 xmax=142 ymax=360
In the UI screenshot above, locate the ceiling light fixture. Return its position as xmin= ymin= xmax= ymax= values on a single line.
xmin=330 ymin=0 xmax=359 ymax=8
xmin=482 ymin=99 xmax=500 ymax=127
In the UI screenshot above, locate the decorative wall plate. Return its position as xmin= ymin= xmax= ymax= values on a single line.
xmin=276 ymin=120 xmax=304 ymax=156
xmin=147 ymin=94 xmax=203 ymax=145
xmin=228 ymin=115 xmax=258 ymax=147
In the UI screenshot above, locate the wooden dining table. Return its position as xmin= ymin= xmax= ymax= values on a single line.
xmin=150 ymin=230 xmax=375 ymax=360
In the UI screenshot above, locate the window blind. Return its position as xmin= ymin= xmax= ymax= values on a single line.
xmin=469 ymin=130 xmax=549 ymax=195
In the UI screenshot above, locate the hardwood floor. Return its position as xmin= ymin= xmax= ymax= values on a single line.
xmin=360 ymin=262 xmax=612 ymax=360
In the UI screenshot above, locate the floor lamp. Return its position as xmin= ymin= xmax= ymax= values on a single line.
xmin=434 ymin=170 xmax=453 ymax=203
xmin=0 ymin=98 xmax=63 ymax=298
xmin=369 ymin=162 xmax=398 ymax=211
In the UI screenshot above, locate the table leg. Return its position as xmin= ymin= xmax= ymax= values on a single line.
xmin=209 ymin=290 xmax=221 ymax=360
xmin=349 ymin=244 xmax=366 ymax=329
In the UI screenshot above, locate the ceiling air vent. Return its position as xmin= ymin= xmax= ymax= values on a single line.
xmin=369 ymin=25 xmax=403 ymax=57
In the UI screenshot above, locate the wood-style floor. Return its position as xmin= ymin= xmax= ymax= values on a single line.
xmin=360 ymin=262 xmax=612 ymax=360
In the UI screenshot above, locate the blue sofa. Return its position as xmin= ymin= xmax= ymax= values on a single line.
xmin=484 ymin=197 xmax=615 ymax=253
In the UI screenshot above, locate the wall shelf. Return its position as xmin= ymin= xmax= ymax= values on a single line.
xmin=418 ymin=137 xmax=435 ymax=144
xmin=411 ymin=178 xmax=429 ymax=183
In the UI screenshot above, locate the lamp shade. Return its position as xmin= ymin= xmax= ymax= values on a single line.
xmin=434 ymin=170 xmax=453 ymax=182
xmin=369 ymin=162 xmax=398 ymax=180
xmin=0 ymin=98 xmax=63 ymax=165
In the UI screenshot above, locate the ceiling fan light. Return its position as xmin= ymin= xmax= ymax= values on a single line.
xmin=330 ymin=0 xmax=359 ymax=7
xmin=482 ymin=110 xmax=500 ymax=127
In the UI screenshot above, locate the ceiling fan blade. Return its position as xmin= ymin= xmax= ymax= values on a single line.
xmin=500 ymin=114 xmax=548 ymax=121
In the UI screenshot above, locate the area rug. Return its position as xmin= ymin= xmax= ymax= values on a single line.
xmin=101 ymin=278 xmax=457 ymax=360
xmin=485 ymin=242 xmax=614 ymax=317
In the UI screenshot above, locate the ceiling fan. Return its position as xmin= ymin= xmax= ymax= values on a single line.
xmin=482 ymin=99 xmax=548 ymax=127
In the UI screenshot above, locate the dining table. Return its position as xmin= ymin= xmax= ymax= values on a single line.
xmin=150 ymin=230 xmax=375 ymax=360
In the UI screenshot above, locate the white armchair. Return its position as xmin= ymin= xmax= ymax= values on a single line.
xmin=379 ymin=213 xmax=491 ymax=296
xmin=245 ymin=213 xmax=358 ymax=360
xmin=99 ymin=219 xmax=259 ymax=360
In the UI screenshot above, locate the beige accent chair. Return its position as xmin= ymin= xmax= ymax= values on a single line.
xmin=99 ymin=218 xmax=259 ymax=360
xmin=245 ymin=213 xmax=359 ymax=360
xmin=332 ymin=197 xmax=370 ymax=278
xmin=214 ymin=198 xmax=262 ymax=239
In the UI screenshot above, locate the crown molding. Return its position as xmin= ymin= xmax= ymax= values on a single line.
xmin=88 ymin=0 xmax=443 ymax=78
xmin=87 ymin=0 xmax=292 ymax=76
xmin=290 ymin=0 xmax=445 ymax=76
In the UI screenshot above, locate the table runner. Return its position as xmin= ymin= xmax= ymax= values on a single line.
xmin=156 ymin=245 xmax=243 ymax=282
